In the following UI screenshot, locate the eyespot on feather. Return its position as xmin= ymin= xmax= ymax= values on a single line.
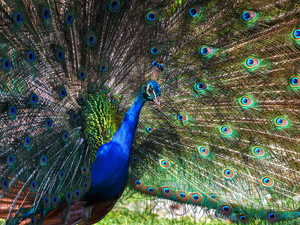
xmin=188 ymin=192 xmax=203 ymax=204
xmin=145 ymin=125 xmax=155 ymax=134
xmin=261 ymin=176 xmax=274 ymax=187
xmin=159 ymin=159 xmax=170 ymax=168
xmin=25 ymin=51 xmax=35 ymax=62
xmin=130 ymin=178 xmax=144 ymax=190
xmin=52 ymin=196 xmax=60 ymax=208
xmin=222 ymin=168 xmax=235 ymax=179
xmin=70 ymin=111 xmax=78 ymax=123
xmin=159 ymin=186 xmax=173 ymax=198
xmin=78 ymin=68 xmax=86 ymax=80
xmin=274 ymin=116 xmax=289 ymax=127
xmin=30 ymin=215 xmax=37 ymax=225
xmin=130 ymin=155 xmax=140 ymax=165
xmin=40 ymin=210 xmax=46 ymax=221
xmin=194 ymin=82 xmax=208 ymax=92
xmin=81 ymin=166 xmax=88 ymax=176
xmin=42 ymin=7 xmax=50 ymax=20
xmin=7 ymin=154 xmax=14 ymax=166
xmin=55 ymin=48 xmax=65 ymax=62
xmin=99 ymin=61 xmax=109 ymax=73
xmin=40 ymin=155 xmax=47 ymax=166
xmin=108 ymin=0 xmax=121 ymax=12
xmin=198 ymin=146 xmax=210 ymax=156
xmin=14 ymin=12 xmax=22 ymax=24
xmin=252 ymin=146 xmax=265 ymax=157
xmin=83 ymin=180 xmax=90 ymax=192
xmin=290 ymin=76 xmax=300 ymax=88
xmin=44 ymin=118 xmax=52 ymax=130
xmin=111 ymin=96 xmax=121 ymax=104
xmin=1 ymin=178 xmax=9 ymax=190
xmin=145 ymin=10 xmax=159 ymax=23
xmin=43 ymin=195 xmax=50 ymax=208
xmin=198 ymin=45 xmax=214 ymax=57
xmin=58 ymin=87 xmax=67 ymax=99
xmin=245 ymin=56 xmax=260 ymax=68
xmin=219 ymin=204 xmax=233 ymax=216
xmin=265 ymin=212 xmax=279 ymax=223
xmin=23 ymin=136 xmax=31 ymax=148
xmin=78 ymin=94 xmax=85 ymax=105
xmin=28 ymin=93 xmax=38 ymax=106
xmin=1 ymin=57 xmax=10 ymax=71
xmin=7 ymin=105 xmax=16 ymax=118
xmin=219 ymin=125 xmax=233 ymax=136
xmin=239 ymin=96 xmax=254 ymax=107
xmin=74 ymin=189 xmax=82 ymax=201
xmin=65 ymin=11 xmax=74 ymax=26
xmin=177 ymin=113 xmax=187 ymax=122
xmin=241 ymin=10 xmax=257 ymax=23
xmin=101 ymin=85 xmax=110 ymax=94
xmin=85 ymin=31 xmax=96 ymax=47
xmin=149 ymin=44 xmax=162 ymax=57
xmin=175 ymin=191 xmax=188 ymax=203
xmin=207 ymin=193 xmax=219 ymax=203
xmin=62 ymin=131 xmax=69 ymax=141
xmin=59 ymin=170 xmax=64 ymax=181
xmin=66 ymin=191 xmax=72 ymax=204
xmin=236 ymin=214 xmax=250 ymax=224
xmin=188 ymin=5 xmax=201 ymax=19
xmin=141 ymin=186 xmax=158 ymax=196
xmin=87 ymin=82 xmax=97 ymax=93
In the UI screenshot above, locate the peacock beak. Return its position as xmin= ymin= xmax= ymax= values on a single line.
xmin=153 ymin=95 xmax=161 ymax=109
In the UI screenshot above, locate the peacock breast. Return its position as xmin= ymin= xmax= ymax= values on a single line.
xmin=89 ymin=141 xmax=132 ymax=199
xmin=81 ymin=92 xmax=121 ymax=161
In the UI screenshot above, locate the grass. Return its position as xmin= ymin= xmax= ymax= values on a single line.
xmin=3 ymin=196 xmax=300 ymax=225
xmin=0 ymin=194 xmax=228 ymax=225
xmin=97 ymin=207 xmax=227 ymax=225
xmin=98 ymin=194 xmax=228 ymax=225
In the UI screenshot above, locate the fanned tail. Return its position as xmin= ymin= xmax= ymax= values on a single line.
xmin=1 ymin=0 xmax=300 ymax=224
xmin=126 ymin=0 xmax=300 ymax=223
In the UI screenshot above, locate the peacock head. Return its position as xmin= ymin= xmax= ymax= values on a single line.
xmin=142 ymin=80 xmax=161 ymax=108
xmin=140 ymin=62 xmax=163 ymax=107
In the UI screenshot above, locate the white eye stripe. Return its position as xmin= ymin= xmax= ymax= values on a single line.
xmin=146 ymin=84 xmax=153 ymax=96
xmin=146 ymin=84 xmax=150 ymax=96
xmin=153 ymin=90 xmax=156 ymax=99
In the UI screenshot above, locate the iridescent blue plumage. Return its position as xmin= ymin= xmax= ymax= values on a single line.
xmin=90 ymin=80 xmax=161 ymax=199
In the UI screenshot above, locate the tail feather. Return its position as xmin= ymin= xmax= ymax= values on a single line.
xmin=1 ymin=0 xmax=300 ymax=224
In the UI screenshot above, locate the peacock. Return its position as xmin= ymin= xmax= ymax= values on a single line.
xmin=1 ymin=0 xmax=300 ymax=224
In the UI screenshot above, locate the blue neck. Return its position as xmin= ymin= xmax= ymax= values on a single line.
xmin=106 ymin=93 xmax=146 ymax=156
xmin=89 ymin=93 xmax=146 ymax=198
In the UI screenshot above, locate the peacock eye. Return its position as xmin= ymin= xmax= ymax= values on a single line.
xmin=261 ymin=176 xmax=274 ymax=187
xmin=241 ymin=10 xmax=257 ymax=23
xmin=292 ymin=28 xmax=300 ymax=40
xmin=145 ymin=10 xmax=159 ymax=23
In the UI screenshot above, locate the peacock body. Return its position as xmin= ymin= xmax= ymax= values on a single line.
xmin=1 ymin=0 xmax=300 ymax=224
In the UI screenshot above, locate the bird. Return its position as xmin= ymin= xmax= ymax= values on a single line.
xmin=1 ymin=0 xmax=300 ymax=224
